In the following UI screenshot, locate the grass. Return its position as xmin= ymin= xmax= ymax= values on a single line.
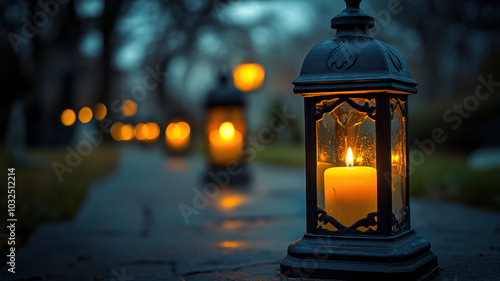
xmin=410 ymin=153 xmax=500 ymax=210
xmin=254 ymin=145 xmax=500 ymax=210
xmin=0 ymin=144 xmax=118 ymax=261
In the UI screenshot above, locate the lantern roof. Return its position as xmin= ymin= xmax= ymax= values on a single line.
xmin=293 ymin=0 xmax=417 ymax=96
xmin=205 ymin=73 xmax=245 ymax=108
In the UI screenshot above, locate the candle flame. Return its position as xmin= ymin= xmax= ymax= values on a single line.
xmin=346 ymin=147 xmax=354 ymax=167
xmin=219 ymin=122 xmax=235 ymax=141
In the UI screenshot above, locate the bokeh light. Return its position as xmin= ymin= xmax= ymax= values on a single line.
xmin=121 ymin=99 xmax=137 ymax=117
xmin=111 ymin=122 xmax=124 ymax=141
xmin=120 ymin=124 xmax=134 ymax=141
xmin=166 ymin=121 xmax=190 ymax=150
xmin=61 ymin=109 xmax=76 ymax=126
xmin=233 ymin=63 xmax=265 ymax=92
xmin=134 ymin=123 xmax=149 ymax=141
xmin=145 ymin=122 xmax=160 ymax=141
xmin=78 ymin=107 xmax=93 ymax=123
xmin=94 ymin=103 xmax=107 ymax=121
xmin=219 ymin=122 xmax=235 ymax=141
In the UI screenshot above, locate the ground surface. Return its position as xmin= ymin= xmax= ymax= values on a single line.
xmin=1 ymin=145 xmax=499 ymax=280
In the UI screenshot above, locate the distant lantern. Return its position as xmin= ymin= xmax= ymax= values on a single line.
xmin=165 ymin=120 xmax=191 ymax=153
xmin=280 ymin=1 xmax=437 ymax=280
xmin=121 ymin=99 xmax=137 ymax=117
xmin=233 ymin=62 xmax=265 ymax=92
xmin=94 ymin=103 xmax=107 ymax=121
xmin=78 ymin=107 xmax=93 ymax=123
xmin=204 ymin=72 xmax=249 ymax=184
xmin=61 ymin=109 xmax=76 ymax=126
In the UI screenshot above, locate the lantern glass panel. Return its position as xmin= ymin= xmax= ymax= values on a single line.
xmin=390 ymin=97 xmax=408 ymax=232
xmin=316 ymin=97 xmax=377 ymax=232
xmin=206 ymin=106 xmax=245 ymax=167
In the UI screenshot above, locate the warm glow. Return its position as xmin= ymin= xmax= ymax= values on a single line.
xmin=217 ymin=241 xmax=251 ymax=248
xmin=166 ymin=121 xmax=190 ymax=150
xmin=60 ymin=109 xmax=76 ymax=126
xmin=121 ymin=99 xmax=137 ymax=117
xmin=346 ymin=147 xmax=354 ymax=167
xmin=94 ymin=103 xmax=107 ymax=121
xmin=134 ymin=123 xmax=149 ymax=140
xmin=78 ymin=107 xmax=93 ymax=123
xmin=120 ymin=124 xmax=134 ymax=141
xmin=220 ymin=195 xmax=248 ymax=211
xmin=219 ymin=122 xmax=235 ymax=141
xmin=233 ymin=63 xmax=265 ymax=92
xmin=145 ymin=122 xmax=159 ymax=140
xmin=111 ymin=122 xmax=124 ymax=141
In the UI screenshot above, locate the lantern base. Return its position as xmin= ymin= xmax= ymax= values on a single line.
xmin=204 ymin=164 xmax=250 ymax=187
xmin=280 ymin=230 xmax=437 ymax=280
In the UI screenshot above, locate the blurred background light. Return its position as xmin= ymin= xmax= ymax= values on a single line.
xmin=233 ymin=63 xmax=265 ymax=92
xmin=94 ymin=103 xmax=107 ymax=121
xmin=78 ymin=107 xmax=93 ymax=123
xmin=61 ymin=109 xmax=76 ymax=126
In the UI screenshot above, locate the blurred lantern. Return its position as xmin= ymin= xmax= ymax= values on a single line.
xmin=280 ymin=1 xmax=437 ymax=280
xmin=94 ymin=103 xmax=107 ymax=121
xmin=121 ymin=99 xmax=137 ymax=117
xmin=165 ymin=120 xmax=191 ymax=154
xmin=233 ymin=62 xmax=265 ymax=92
xmin=204 ymin=72 xmax=249 ymax=184
xmin=78 ymin=107 xmax=93 ymax=123
xmin=61 ymin=109 xmax=76 ymax=126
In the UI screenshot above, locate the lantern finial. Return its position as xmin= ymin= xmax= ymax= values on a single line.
xmin=345 ymin=0 xmax=361 ymax=8
xmin=331 ymin=0 xmax=374 ymax=35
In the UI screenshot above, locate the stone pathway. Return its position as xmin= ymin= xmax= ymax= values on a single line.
xmin=1 ymin=145 xmax=499 ymax=280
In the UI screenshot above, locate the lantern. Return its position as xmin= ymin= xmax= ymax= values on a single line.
xmin=204 ymin=73 xmax=249 ymax=184
xmin=280 ymin=1 xmax=437 ymax=279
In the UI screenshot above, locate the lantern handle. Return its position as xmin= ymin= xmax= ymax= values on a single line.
xmin=345 ymin=0 xmax=361 ymax=8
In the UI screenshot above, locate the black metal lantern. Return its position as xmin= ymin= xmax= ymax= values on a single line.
xmin=204 ymin=73 xmax=249 ymax=184
xmin=280 ymin=1 xmax=437 ymax=280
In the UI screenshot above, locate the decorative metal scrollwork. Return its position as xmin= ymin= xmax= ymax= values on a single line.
xmin=316 ymin=208 xmax=377 ymax=234
xmin=390 ymin=98 xmax=407 ymax=120
xmin=315 ymin=97 xmax=376 ymax=120
xmin=392 ymin=206 xmax=409 ymax=233
xmin=326 ymin=40 xmax=358 ymax=72
xmin=381 ymin=42 xmax=407 ymax=73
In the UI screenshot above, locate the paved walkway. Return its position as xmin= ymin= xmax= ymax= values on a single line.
xmin=2 ymin=145 xmax=500 ymax=280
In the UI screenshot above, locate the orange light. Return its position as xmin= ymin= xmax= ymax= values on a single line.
xmin=145 ymin=122 xmax=159 ymax=140
xmin=134 ymin=123 xmax=149 ymax=141
xmin=111 ymin=122 xmax=124 ymax=141
xmin=78 ymin=107 xmax=93 ymax=123
xmin=220 ymin=195 xmax=249 ymax=211
xmin=61 ymin=109 xmax=76 ymax=126
xmin=120 ymin=124 xmax=134 ymax=141
xmin=121 ymin=99 xmax=137 ymax=117
xmin=166 ymin=121 xmax=190 ymax=150
xmin=217 ymin=241 xmax=251 ymax=249
xmin=219 ymin=122 xmax=235 ymax=141
xmin=94 ymin=103 xmax=107 ymax=121
xmin=346 ymin=147 xmax=354 ymax=167
xmin=233 ymin=63 xmax=265 ymax=92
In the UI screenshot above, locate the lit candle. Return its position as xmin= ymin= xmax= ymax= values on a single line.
xmin=323 ymin=147 xmax=377 ymax=228
xmin=209 ymin=122 xmax=243 ymax=166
